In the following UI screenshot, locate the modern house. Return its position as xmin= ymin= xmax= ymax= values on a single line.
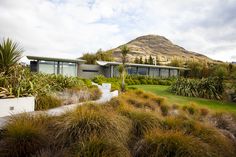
xmin=27 ymin=56 xmax=187 ymax=78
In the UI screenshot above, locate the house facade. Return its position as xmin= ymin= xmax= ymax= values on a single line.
xmin=27 ymin=56 xmax=187 ymax=78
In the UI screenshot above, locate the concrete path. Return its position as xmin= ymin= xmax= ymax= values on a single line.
xmin=0 ymin=82 xmax=118 ymax=128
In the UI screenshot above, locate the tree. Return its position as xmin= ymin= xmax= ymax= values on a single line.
xmin=134 ymin=57 xmax=139 ymax=64
xmin=212 ymin=64 xmax=228 ymax=78
xmin=144 ymin=58 xmax=148 ymax=64
xmin=80 ymin=53 xmax=97 ymax=64
xmin=156 ymin=56 xmax=160 ymax=65
xmin=120 ymin=45 xmax=130 ymax=92
xmin=139 ymin=56 xmax=143 ymax=64
xmin=96 ymin=49 xmax=114 ymax=61
xmin=185 ymin=61 xmax=203 ymax=78
xmin=148 ymin=55 xmax=154 ymax=65
xmin=168 ymin=59 xmax=183 ymax=67
xmin=228 ymin=63 xmax=233 ymax=74
xmin=0 ymin=38 xmax=23 ymax=74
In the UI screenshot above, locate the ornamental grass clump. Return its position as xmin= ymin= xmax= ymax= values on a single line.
xmin=35 ymin=94 xmax=62 ymax=110
xmin=119 ymin=107 xmax=160 ymax=138
xmin=159 ymin=117 xmax=236 ymax=157
xmin=133 ymin=130 xmax=212 ymax=157
xmin=54 ymin=104 xmax=131 ymax=147
xmin=0 ymin=114 xmax=50 ymax=157
xmin=74 ymin=136 xmax=130 ymax=157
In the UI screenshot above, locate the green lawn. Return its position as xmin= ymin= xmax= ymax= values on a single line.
xmin=130 ymin=85 xmax=236 ymax=114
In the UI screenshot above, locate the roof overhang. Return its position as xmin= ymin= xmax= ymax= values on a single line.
xmin=96 ymin=61 xmax=188 ymax=70
xmin=27 ymin=56 xmax=86 ymax=64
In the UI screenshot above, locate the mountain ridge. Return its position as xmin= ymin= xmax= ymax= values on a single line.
xmin=110 ymin=35 xmax=215 ymax=64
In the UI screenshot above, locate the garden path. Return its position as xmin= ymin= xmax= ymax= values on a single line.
xmin=0 ymin=82 xmax=118 ymax=128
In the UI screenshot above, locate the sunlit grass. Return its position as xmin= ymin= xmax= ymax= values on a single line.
xmin=130 ymin=85 xmax=236 ymax=114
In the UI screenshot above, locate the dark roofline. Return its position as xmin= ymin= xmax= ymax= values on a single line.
xmin=27 ymin=56 xmax=85 ymax=63
xmin=96 ymin=61 xmax=189 ymax=70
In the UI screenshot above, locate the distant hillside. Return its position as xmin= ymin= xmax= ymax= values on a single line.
xmin=111 ymin=35 xmax=216 ymax=64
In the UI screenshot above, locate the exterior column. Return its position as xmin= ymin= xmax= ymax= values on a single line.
xmin=57 ymin=61 xmax=60 ymax=74
xmin=110 ymin=65 xmax=114 ymax=77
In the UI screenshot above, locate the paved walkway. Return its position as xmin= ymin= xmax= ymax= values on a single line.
xmin=0 ymin=83 xmax=118 ymax=128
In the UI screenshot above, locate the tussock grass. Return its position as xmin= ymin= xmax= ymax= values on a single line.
xmin=35 ymin=94 xmax=62 ymax=110
xmin=133 ymin=130 xmax=212 ymax=157
xmin=159 ymin=117 xmax=236 ymax=157
xmin=74 ymin=136 xmax=130 ymax=157
xmin=118 ymin=106 xmax=160 ymax=138
xmin=0 ymin=114 xmax=49 ymax=157
xmin=54 ymin=104 xmax=131 ymax=147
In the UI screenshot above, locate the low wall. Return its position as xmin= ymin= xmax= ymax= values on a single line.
xmin=0 ymin=97 xmax=35 ymax=117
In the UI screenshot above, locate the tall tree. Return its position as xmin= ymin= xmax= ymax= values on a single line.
xmin=134 ymin=57 xmax=139 ymax=64
xmin=120 ymin=45 xmax=130 ymax=92
xmin=0 ymin=38 xmax=23 ymax=74
xmin=144 ymin=58 xmax=148 ymax=64
xmin=139 ymin=56 xmax=143 ymax=64
xmin=80 ymin=53 xmax=97 ymax=64
xmin=148 ymin=55 xmax=153 ymax=65
xmin=156 ymin=56 xmax=160 ymax=65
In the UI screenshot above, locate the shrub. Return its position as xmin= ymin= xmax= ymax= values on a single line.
xmin=171 ymin=77 xmax=223 ymax=100
xmin=182 ymin=103 xmax=198 ymax=115
xmin=133 ymin=130 xmax=212 ymax=157
xmin=54 ymin=105 xmax=131 ymax=146
xmin=88 ymin=85 xmax=102 ymax=100
xmin=210 ymin=112 xmax=236 ymax=138
xmin=159 ymin=118 xmax=236 ymax=157
xmin=160 ymin=104 xmax=169 ymax=116
xmin=35 ymin=94 xmax=62 ymax=110
xmin=119 ymin=108 xmax=160 ymax=138
xmin=200 ymin=108 xmax=209 ymax=116
xmin=74 ymin=136 xmax=130 ymax=157
xmin=32 ymin=148 xmax=69 ymax=157
xmin=152 ymin=97 xmax=166 ymax=106
xmin=0 ymin=114 xmax=49 ymax=157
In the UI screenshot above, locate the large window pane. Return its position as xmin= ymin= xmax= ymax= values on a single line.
xmin=160 ymin=69 xmax=169 ymax=77
xmin=127 ymin=66 xmax=137 ymax=75
xmin=113 ymin=66 xmax=120 ymax=77
xmin=138 ymin=67 xmax=148 ymax=75
xmin=170 ymin=69 xmax=178 ymax=77
xmin=149 ymin=68 xmax=159 ymax=77
xmin=38 ymin=61 xmax=56 ymax=74
xmin=60 ymin=62 xmax=77 ymax=77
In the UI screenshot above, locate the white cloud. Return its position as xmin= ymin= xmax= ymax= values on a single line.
xmin=0 ymin=0 xmax=236 ymax=62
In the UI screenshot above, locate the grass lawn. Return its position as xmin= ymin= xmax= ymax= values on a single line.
xmin=130 ymin=85 xmax=236 ymax=114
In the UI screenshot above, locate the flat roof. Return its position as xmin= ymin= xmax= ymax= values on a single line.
xmin=27 ymin=56 xmax=85 ymax=63
xmin=96 ymin=61 xmax=188 ymax=70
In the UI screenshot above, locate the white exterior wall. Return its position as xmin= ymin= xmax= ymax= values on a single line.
xmin=0 ymin=97 xmax=35 ymax=117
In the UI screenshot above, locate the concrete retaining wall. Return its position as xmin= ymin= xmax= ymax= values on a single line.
xmin=0 ymin=97 xmax=35 ymax=117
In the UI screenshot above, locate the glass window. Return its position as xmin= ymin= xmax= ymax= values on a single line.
xmin=38 ymin=61 xmax=57 ymax=74
xmin=138 ymin=67 xmax=148 ymax=75
xmin=127 ymin=66 xmax=137 ymax=75
xmin=160 ymin=69 xmax=169 ymax=77
xmin=149 ymin=68 xmax=160 ymax=77
xmin=59 ymin=62 xmax=77 ymax=77
xmin=170 ymin=69 xmax=178 ymax=77
xmin=113 ymin=65 xmax=120 ymax=77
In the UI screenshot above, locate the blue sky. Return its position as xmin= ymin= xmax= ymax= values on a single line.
xmin=0 ymin=0 xmax=236 ymax=62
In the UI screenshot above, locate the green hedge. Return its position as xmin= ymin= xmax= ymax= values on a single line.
xmin=92 ymin=75 xmax=175 ymax=91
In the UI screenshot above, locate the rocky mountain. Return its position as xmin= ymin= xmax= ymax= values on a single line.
xmin=111 ymin=35 xmax=215 ymax=64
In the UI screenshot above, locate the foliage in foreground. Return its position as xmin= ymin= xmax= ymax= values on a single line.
xmin=0 ymin=38 xmax=23 ymax=74
xmin=0 ymin=89 xmax=236 ymax=157
xmin=0 ymin=65 xmax=102 ymax=110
